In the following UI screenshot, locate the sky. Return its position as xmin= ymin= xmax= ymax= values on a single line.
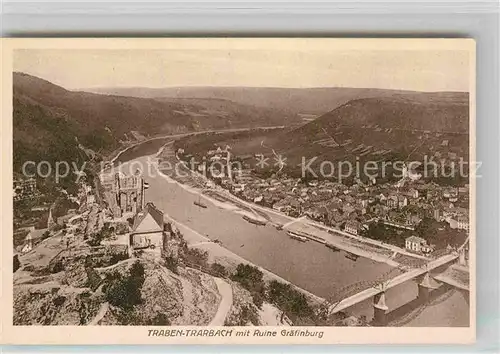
xmin=13 ymin=46 xmax=471 ymax=92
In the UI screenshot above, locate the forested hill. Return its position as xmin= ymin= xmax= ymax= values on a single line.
xmin=13 ymin=72 xmax=299 ymax=172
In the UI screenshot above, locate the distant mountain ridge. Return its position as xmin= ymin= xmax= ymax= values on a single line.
xmin=267 ymin=92 xmax=470 ymax=179
xmin=14 ymin=73 xmax=469 ymax=183
xmin=293 ymin=93 xmax=469 ymax=137
xmin=87 ymin=86 xmax=468 ymax=115
xmin=12 ymin=73 xmax=299 ymax=172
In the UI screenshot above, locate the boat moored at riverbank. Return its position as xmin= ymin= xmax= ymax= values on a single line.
xmin=194 ymin=197 xmax=208 ymax=209
xmin=242 ymin=214 xmax=267 ymax=226
xmin=287 ymin=230 xmax=309 ymax=242
xmin=345 ymin=252 xmax=360 ymax=261
xmin=326 ymin=243 xmax=341 ymax=252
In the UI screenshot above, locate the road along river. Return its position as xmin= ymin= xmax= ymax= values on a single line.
xmin=113 ymin=142 xmax=469 ymax=326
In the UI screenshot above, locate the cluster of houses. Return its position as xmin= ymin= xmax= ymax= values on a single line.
xmin=235 ymin=174 xmax=468 ymax=237
xmin=179 ymin=144 xmax=469 ymax=255
xmin=13 ymin=164 xmax=179 ymax=273
xmin=13 ymin=173 xmax=96 ymax=254
xmin=13 ymin=177 xmax=38 ymax=202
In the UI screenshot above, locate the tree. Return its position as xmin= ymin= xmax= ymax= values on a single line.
xmin=104 ymin=262 xmax=145 ymax=310
xmin=225 ymin=305 xmax=259 ymax=326
xmin=210 ymin=262 xmax=227 ymax=277
xmin=164 ymin=256 xmax=179 ymax=274
xmin=252 ymin=292 xmax=264 ymax=309
xmin=41 ymin=231 xmax=51 ymax=240
xmin=231 ymin=264 xmax=265 ymax=295
xmin=266 ymin=280 xmax=313 ymax=320
xmin=13 ymin=255 xmax=21 ymax=272
xmin=146 ymin=313 xmax=171 ymax=326
xmin=87 ymin=224 xmax=113 ymax=247
xmin=130 ymin=261 xmax=145 ymax=284
xmin=415 ymin=216 xmax=434 ymax=240
xmin=181 ymin=245 xmax=208 ymax=267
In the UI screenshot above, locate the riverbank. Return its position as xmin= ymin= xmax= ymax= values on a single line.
xmin=111 ymin=142 xmax=468 ymax=326
xmin=108 ymin=149 xmax=324 ymax=305
xmin=154 ymin=145 xmax=412 ymax=268
xmin=116 ymin=155 xmax=394 ymax=299
xmin=165 ymin=212 xmax=324 ymax=304
xmin=109 ymin=126 xmax=287 ymax=164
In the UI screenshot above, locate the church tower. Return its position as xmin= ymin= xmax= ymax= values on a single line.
xmin=47 ymin=206 xmax=56 ymax=229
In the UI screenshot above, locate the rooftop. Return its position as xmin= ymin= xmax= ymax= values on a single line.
xmin=132 ymin=202 xmax=164 ymax=232
xmin=406 ymin=235 xmax=426 ymax=244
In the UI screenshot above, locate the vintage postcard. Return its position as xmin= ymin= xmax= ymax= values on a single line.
xmin=1 ymin=38 xmax=475 ymax=345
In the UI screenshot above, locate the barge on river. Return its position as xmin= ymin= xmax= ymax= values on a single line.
xmin=325 ymin=243 xmax=341 ymax=252
xmin=242 ymin=214 xmax=267 ymax=226
xmin=287 ymin=230 xmax=309 ymax=242
xmin=344 ymin=251 xmax=360 ymax=261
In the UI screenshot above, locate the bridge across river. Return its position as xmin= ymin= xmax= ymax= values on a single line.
xmin=329 ymin=253 xmax=461 ymax=314
xmin=328 ymin=239 xmax=470 ymax=327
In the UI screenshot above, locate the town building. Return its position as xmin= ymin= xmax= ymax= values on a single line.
xmin=344 ymin=221 xmax=360 ymax=235
xmin=387 ymin=194 xmax=408 ymax=209
xmin=404 ymin=188 xmax=419 ymax=199
xmin=433 ymin=208 xmax=442 ymax=221
xmin=457 ymin=215 xmax=469 ymax=231
xmin=129 ymin=203 xmax=169 ymax=254
xmin=21 ymin=227 xmax=48 ymax=253
xmin=405 ymin=213 xmax=422 ymax=227
xmin=87 ymin=194 xmax=96 ymax=205
xmin=405 ymin=235 xmax=433 ymax=254
xmin=47 ymin=208 xmax=56 ymax=229
xmin=447 ymin=213 xmax=469 ymax=231
xmin=98 ymin=170 xmax=116 ymax=190
xmin=13 ymin=178 xmax=38 ymax=201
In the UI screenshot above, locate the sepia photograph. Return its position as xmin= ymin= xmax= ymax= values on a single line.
xmin=1 ymin=38 xmax=475 ymax=344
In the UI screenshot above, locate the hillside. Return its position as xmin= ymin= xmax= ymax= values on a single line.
xmin=13 ymin=205 xmax=290 ymax=327
xmin=13 ymin=253 xmax=282 ymax=326
xmin=152 ymin=96 xmax=299 ymax=129
xmin=175 ymin=93 xmax=470 ymax=182
xmin=87 ymin=86 xmax=457 ymax=115
xmin=288 ymin=93 xmax=469 ymax=139
xmin=273 ymin=93 xmax=470 ymax=180
xmin=13 ymin=73 xmax=299 ymax=173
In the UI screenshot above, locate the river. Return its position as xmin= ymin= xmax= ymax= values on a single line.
xmin=113 ymin=140 xmax=469 ymax=326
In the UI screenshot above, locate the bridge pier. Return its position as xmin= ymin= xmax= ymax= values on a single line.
xmin=458 ymin=247 xmax=468 ymax=267
xmin=372 ymin=292 xmax=389 ymax=326
xmin=417 ymin=272 xmax=441 ymax=302
xmin=458 ymin=289 xmax=470 ymax=306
